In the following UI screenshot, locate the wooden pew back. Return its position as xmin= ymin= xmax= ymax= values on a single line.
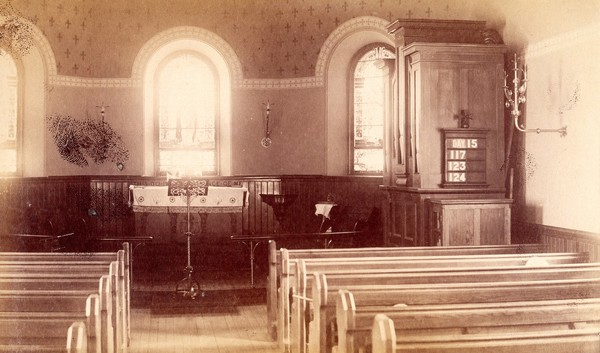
xmin=0 ymin=245 xmax=130 ymax=353
xmin=338 ymin=293 xmax=600 ymax=353
xmin=281 ymin=252 xmax=588 ymax=353
xmin=371 ymin=314 xmax=600 ymax=353
xmin=267 ymin=242 xmax=546 ymax=341
xmin=308 ymin=273 xmax=600 ymax=353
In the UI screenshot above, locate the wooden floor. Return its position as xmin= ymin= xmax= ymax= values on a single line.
xmin=129 ymin=305 xmax=278 ymax=353
xmin=128 ymin=244 xmax=279 ymax=353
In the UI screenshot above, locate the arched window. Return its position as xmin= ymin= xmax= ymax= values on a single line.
xmin=140 ymin=27 xmax=236 ymax=177
xmin=0 ymin=51 xmax=19 ymax=175
xmin=155 ymin=52 xmax=219 ymax=176
xmin=350 ymin=44 xmax=395 ymax=174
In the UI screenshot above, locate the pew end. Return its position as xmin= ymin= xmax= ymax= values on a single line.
xmin=371 ymin=315 xmax=395 ymax=353
xmin=67 ymin=321 xmax=88 ymax=353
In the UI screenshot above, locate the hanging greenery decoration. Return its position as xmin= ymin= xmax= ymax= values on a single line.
xmin=46 ymin=114 xmax=129 ymax=168
xmin=0 ymin=0 xmax=34 ymax=57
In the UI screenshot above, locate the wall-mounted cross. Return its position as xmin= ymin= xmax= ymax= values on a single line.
xmin=96 ymin=103 xmax=109 ymax=122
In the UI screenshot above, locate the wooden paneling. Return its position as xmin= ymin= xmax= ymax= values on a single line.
xmin=515 ymin=222 xmax=600 ymax=262
xmin=402 ymin=43 xmax=506 ymax=189
xmin=382 ymin=186 xmax=505 ymax=246
xmin=0 ymin=177 xmax=89 ymax=236
xmin=430 ymin=199 xmax=512 ymax=246
xmin=0 ymin=175 xmax=383 ymax=246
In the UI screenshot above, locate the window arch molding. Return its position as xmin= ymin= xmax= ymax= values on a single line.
xmin=322 ymin=16 xmax=394 ymax=175
xmin=136 ymin=27 xmax=240 ymax=176
xmin=0 ymin=17 xmax=51 ymax=176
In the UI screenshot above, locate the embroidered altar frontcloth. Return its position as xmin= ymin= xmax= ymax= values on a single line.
xmin=130 ymin=185 xmax=248 ymax=213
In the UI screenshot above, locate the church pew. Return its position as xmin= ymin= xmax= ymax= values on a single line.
xmin=0 ymin=321 xmax=89 ymax=353
xmin=0 ymin=242 xmax=131 ymax=335
xmin=0 ymin=248 xmax=130 ymax=350
xmin=0 ymin=294 xmax=100 ymax=353
xmin=0 ymin=241 xmax=132 ymax=338
xmin=309 ymin=274 xmax=600 ymax=353
xmin=338 ymin=293 xmax=600 ymax=353
xmin=0 ymin=262 xmax=124 ymax=326
xmin=0 ymin=252 xmax=118 ymax=261
xmin=279 ymin=252 xmax=588 ymax=352
xmin=0 ymin=258 xmax=129 ymax=352
xmin=268 ymin=242 xmax=545 ymax=339
xmin=0 ymin=275 xmax=115 ymax=353
xmin=272 ymin=243 xmax=549 ymax=342
xmin=371 ymin=314 xmax=600 ymax=353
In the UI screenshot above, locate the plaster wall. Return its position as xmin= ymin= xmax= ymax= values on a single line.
xmin=521 ymin=22 xmax=600 ymax=234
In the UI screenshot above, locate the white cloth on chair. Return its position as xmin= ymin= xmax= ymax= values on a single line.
xmin=315 ymin=203 xmax=337 ymax=219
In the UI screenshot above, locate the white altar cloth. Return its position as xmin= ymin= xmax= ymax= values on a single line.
xmin=130 ymin=185 xmax=248 ymax=213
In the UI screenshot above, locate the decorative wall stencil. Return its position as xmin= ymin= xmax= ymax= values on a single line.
xmin=46 ymin=114 xmax=129 ymax=167
xmin=13 ymin=0 xmax=464 ymax=79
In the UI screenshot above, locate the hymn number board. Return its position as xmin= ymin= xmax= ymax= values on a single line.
xmin=442 ymin=129 xmax=488 ymax=188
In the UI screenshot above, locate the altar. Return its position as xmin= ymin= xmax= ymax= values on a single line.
xmin=130 ymin=185 xmax=248 ymax=240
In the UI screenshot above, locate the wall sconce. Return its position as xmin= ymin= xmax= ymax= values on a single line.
xmin=504 ymin=53 xmax=567 ymax=136
xmin=261 ymin=101 xmax=274 ymax=148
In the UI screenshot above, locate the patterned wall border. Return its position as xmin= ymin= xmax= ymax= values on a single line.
xmin=241 ymin=76 xmax=322 ymax=90
xmin=40 ymin=17 xmax=390 ymax=90
xmin=525 ymin=21 xmax=600 ymax=59
xmin=49 ymin=76 xmax=140 ymax=88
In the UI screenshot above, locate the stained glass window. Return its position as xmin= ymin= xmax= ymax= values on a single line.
xmin=0 ymin=51 xmax=18 ymax=174
xmin=157 ymin=53 xmax=218 ymax=176
xmin=351 ymin=46 xmax=394 ymax=174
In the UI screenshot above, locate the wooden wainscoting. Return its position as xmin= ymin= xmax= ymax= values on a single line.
xmin=514 ymin=222 xmax=600 ymax=262
xmin=90 ymin=175 xmax=384 ymax=239
xmin=0 ymin=176 xmax=89 ymax=235
xmin=1 ymin=175 xmax=384 ymax=245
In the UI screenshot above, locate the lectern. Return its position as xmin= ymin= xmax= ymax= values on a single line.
xmin=168 ymin=178 xmax=208 ymax=299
